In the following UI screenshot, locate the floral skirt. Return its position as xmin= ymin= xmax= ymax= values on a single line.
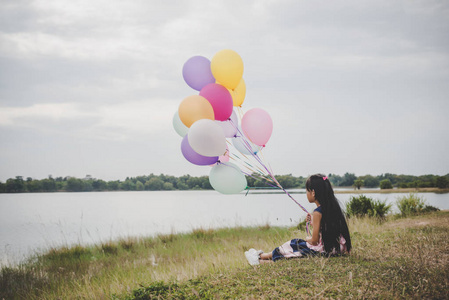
xmin=271 ymin=239 xmax=320 ymax=261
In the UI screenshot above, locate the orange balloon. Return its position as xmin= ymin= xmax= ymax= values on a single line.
xmin=178 ymin=95 xmax=215 ymax=127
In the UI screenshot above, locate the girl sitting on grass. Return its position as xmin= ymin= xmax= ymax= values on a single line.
xmin=245 ymin=174 xmax=352 ymax=265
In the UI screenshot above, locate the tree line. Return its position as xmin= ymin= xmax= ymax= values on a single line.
xmin=1 ymin=172 xmax=448 ymax=193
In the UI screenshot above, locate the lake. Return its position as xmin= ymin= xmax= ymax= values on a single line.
xmin=1 ymin=190 xmax=448 ymax=266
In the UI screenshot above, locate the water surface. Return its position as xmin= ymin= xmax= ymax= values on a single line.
xmin=1 ymin=190 xmax=447 ymax=266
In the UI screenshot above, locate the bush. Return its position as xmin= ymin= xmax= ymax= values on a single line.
xmin=371 ymin=199 xmax=392 ymax=219
xmin=422 ymin=205 xmax=440 ymax=213
xmin=395 ymin=193 xmax=435 ymax=217
xmin=379 ymin=179 xmax=393 ymax=189
xmin=436 ymin=176 xmax=449 ymax=189
xmin=345 ymin=195 xmax=391 ymax=219
xmin=346 ymin=195 xmax=373 ymax=217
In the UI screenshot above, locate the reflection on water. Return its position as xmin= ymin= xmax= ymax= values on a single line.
xmin=0 ymin=190 xmax=447 ymax=265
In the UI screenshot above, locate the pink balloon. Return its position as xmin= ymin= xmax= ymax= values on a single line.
xmin=210 ymin=145 xmax=230 ymax=166
xmin=241 ymin=108 xmax=273 ymax=146
xmin=219 ymin=145 xmax=230 ymax=162
xmin=199 ymin=83 xmax=233 ymax=121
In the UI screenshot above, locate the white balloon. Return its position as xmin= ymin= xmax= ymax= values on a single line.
xmin=173 ymin=111 xmax=188 ymax=137
xmin=215 ymin=110 xmax=238 ymax=138
xmin=209 ymin=162 xmax=247 ymax=194
xmin=232 ymin=135 xmax=262 ymax=155
xmin=188 ymin=119 xmax=226 ymax=157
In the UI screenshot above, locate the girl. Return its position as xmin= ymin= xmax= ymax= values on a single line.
xmin=244 ymin=174 xmax=351 ymax=265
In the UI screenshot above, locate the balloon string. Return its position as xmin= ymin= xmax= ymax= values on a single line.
xmin=230 ymin=120 xmax=310 ymax=220
xmin=230 ymin=156 xmax=276 ymax=185
xmin=240 ymin=170 xmax=282 ymax=190
xmin=228 ymin=118 xmax=311 ymax=235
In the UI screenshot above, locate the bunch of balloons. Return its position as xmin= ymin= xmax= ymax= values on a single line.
xmin=173 ymin=49 xmax=274 ymax=194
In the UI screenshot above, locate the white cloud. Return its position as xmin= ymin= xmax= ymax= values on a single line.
xmin=0 ymin=103 xmax=93 ymax=126
xmin=1 ymin=0 xmax=449 ymax=180
xmin=0 ymin=100 xmax=177 ymax=141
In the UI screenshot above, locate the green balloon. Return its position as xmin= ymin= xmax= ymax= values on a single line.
xmin=209 ymin=162 xmax=247 ymax=194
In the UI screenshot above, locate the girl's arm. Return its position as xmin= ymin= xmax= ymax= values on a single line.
xmin=306 ymin=210 xmax=322 ymax=245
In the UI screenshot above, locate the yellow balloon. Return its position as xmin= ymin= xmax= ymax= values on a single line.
xmin=228 ymin=78 xmax=246 ymax=106
xmin=211 ymin=49 xmax=244 ymax=90
xmin=178 ymin=95 xmax=214 ymax=128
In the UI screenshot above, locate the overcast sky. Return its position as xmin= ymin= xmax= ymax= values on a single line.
xmin=1 ymin=0 xmax=448 ymax=182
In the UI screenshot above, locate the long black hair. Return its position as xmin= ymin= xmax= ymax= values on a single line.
xmin=306 ymin=174 xmax=352 ymax=254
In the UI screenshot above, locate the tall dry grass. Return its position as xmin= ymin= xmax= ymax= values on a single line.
xmin=1 ymin=212 xmax=448 ymax=299
xmin=0 ymin=224 xmax=295 ymax=299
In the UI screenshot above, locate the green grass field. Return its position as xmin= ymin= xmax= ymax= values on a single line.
xmin=1 ymin=211 xmax=448 ymax=299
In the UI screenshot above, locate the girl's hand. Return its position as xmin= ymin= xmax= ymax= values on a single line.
xmin=306 ymin=213 xmax=312 ymax=223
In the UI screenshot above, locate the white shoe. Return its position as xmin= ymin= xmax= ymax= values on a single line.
xmin=245 ymin=248 xmax=260 ymax=266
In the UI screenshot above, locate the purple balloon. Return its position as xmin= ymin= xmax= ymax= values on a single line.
xmin=182 ymin=56 xmax=216 ymax=91
xmin=181 ymin=135 xmax=219 ymax=166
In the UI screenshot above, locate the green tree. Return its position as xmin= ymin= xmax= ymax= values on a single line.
xmin=360 ymin=175 xmax=379 ymax=188
xmin=379 ymin=173 xmax=398 ymax=185
xmin=328 ymin=174 xmax=343 ymax=186
xmin=186 ymin=177 xmax=202 ymax=189
xmin=6 ymin=176 xmax=26 ymax=193
xmin=107 ymin=180 xmax=120 ymax=191
xmin=27 ymin=180 xmax=42 ymax=192
xmin=120 ymin=179 xmax=136 ymax=191
xmin=66 ymin=177 xmax=84 ymax=192
xmin=275 ymin=174 xmax=301 ymax=189
xmin=83 ymin=180 xmax=93 ymax=192
xmin=136 ymin=181 xmax=145 ymax=191
xmin=41 ymin=177 xmax=57 ymax=192
xmin=176 ymin=181 xmax=189 ymax=190
xmin=340 ymin=173 xmax=356 ymax=187
xmin=145 ymin=178 xmax=164 ymax=190
xmin=92 ymin=179 xmax=107 ymax=191
xmin=163 ymin=182 xmax=175 ymax=190
xmin=396 ymin=174 xmax=416 ymax=187
xmin=353 ymin=179 xmax=364 ymax=190
xmin=436 ymin=176 xmax=449 ymax=189
xmin=199 ymin=176 xmax=212 ymax=189
xmin=380 ymin=179 xmax=393 ymax=189
xmin=135 ymin=176 xmax=148 ymax=186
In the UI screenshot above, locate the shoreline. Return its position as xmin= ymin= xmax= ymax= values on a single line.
xmin=248 ymin=187 xmax=449 ymax=195
xmin=1 ymin=187 xmax=448 ymax=195
xmin=335 ymin=187 xmax=449 ymax=194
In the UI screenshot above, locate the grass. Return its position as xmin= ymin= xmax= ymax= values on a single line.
xmin=335 ymin=187 xmax=449 ymax=194
xmin=1 ymin=212 xmax=448 ymax=299
xmin=251 ymin=187 xmax=449 ymax=195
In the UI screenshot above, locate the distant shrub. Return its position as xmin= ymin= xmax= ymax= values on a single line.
xmin=436 ymin=176 xmax=449 ymax=189
xmin=346 ymin=195 xmax=391 ymax=219
xmin=158 ymin=233 xmax=178 ymax=244
xmin=42 ymin=245 xmax=91 ymax=262
xmin=396 ymin=193 xmax=438 ymax=216
xmin=119 ymin=238 xmax=138 ymax=251
xmin=101 ymin=242 xmax=119 ymax=255
xmin=191 ymin=228 xmax=215 ymax=240
xmin=380 ymin=179 xmax=393 ymax=189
